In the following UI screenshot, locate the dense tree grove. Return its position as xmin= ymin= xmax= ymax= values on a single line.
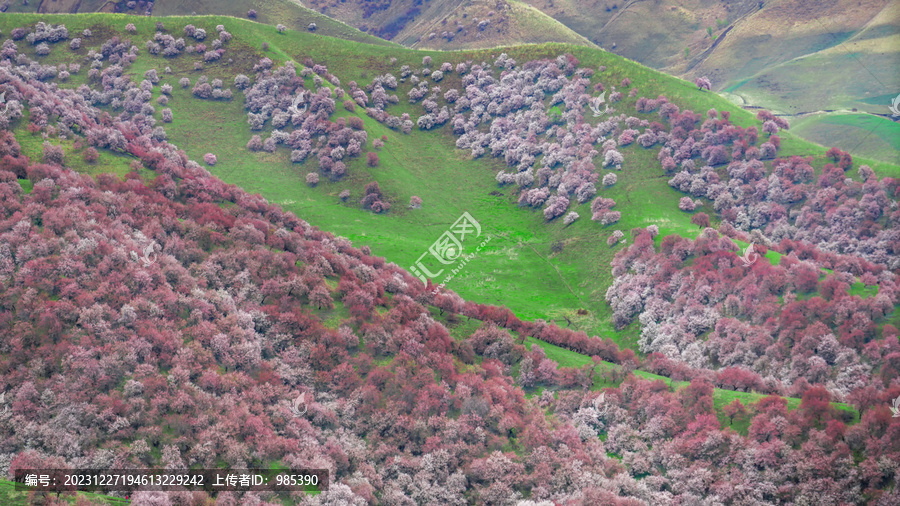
xmin=240 ymin=59 xmax=367 ymax=185
xmin=2 ymin=145 xmax=584 ymax=503
xmin=654 ymin=100 xmax=899 ymax=269
xmin=5 ymin=148 xmax=892 ymax=502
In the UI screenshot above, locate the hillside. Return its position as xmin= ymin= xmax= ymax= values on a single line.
xmin=0 ymin=12 xmax=898 ymax=504
xmin=17 ymin=0 xmax=897 ymax=165
xmin=520 ymin=0 xmax=900 ymax=164
xmin=285 ymin=0 xmax=596 ymax=50
xmin=686 ymin=0 xmax=898 ymax=112
xmin=149 ymin=0 xmax=404 ymax=48
xmin=8 ymin=0 xmax=595 ymax=50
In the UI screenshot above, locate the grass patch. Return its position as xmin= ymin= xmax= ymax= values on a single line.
xmin=790 ymin=113 xmax=900 ymax=166
xmin=312 ymin=300 xmax=350 ymax=329
xmin=849 ymin=282 xmax=879 ymax=298
xmin=430 ymin=308 xmax=484 ymax=342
